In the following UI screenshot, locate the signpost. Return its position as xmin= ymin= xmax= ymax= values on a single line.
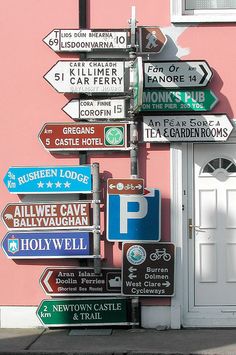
xmin=62 ymin=98 xmax=126 ymax=120
xmin=43 ymin=29 xmax=129 ymax=52
xmin=107 ymin=178 xmax=144 ymax=195
xmin=131 ymin=56 xmax=143 ymax=112
xmin=3 ymin=166 xmax=92 ymax=194
xmin=122 ymin=243 xmax=175 ymax=296
xmin=107 ymin=188 xmax=161 ymax=242
xmin=37 ymin=298 xmax=138 ymax=327
xmin=40 ymin=267 xmax=121 ymax=296
xmin=144 ymin=60 xmax=213 ymax=88
xmin=1 ymin=202 xmax=91 ymax=230
xmin=38 ymin=123 xmax=129 ymax=152
xmin=1 ymin=231 xmax=93 ymax=259
xmin=44 ymin=60 xmax=125 ymax=94
xmin=143 ymin=115 xmax=233 ymax=142
xmin=138 ymin=26 xmax=167 ymax=54
xmin=141 ymin=89 xmax=218 ymax=112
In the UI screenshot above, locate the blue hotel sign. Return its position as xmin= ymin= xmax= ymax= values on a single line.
xmin=1 ymin=231 xmax=92 ymax=259
xmin=3 ymin=166 xmax=92 ymax=194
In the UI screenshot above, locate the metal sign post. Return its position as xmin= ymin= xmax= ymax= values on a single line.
xmin=92 ymin=163 xmax=101 ymax=274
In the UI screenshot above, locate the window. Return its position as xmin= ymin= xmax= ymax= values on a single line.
xmin=202 ymin=158 xmax=236 ymax=174
xmin=171 ymin=0 xmax=236 ymax=23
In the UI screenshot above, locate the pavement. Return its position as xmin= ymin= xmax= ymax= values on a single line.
xmin=1 ymin=327 xmax=236 ymax=355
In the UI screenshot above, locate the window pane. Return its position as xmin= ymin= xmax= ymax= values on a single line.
xmin=186 ymin=0 xmax=236 ymax=9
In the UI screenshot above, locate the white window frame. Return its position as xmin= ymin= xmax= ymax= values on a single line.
xmin=171 ymin=0 xmax=236 ymax=23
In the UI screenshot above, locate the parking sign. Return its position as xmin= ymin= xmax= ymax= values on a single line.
xmin=107 ymin=188 xmax=161 ymax=242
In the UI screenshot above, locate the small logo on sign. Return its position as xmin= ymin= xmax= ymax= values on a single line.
xmin=126 ymin=245 xmax=146 ymax=265
xmin=104 ymin=127 xmax=124 ymax=146
xmin=8 ymin=236 xmax=19 ymax=254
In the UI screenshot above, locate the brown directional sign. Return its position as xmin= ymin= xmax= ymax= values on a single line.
xmin=39 ymin=123 xmax=128 ymax=151
xmin=40 ymin=267 xmax=122 ymax=296
xmin=138 ymin=26 xmax=167 ymax=54
xmin=1 ymin=202 xmax=91 ymax=230
xmin=122 ymin=243 xmax=175 ymax=296
xmin=107 ymin=178 xmax=144 ymax=195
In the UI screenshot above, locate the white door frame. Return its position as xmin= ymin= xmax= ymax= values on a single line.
xmin=170 ymin=120 xmax=236 ymax=329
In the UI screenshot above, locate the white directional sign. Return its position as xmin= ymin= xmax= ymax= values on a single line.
xmin=144 ymin=60 xmax=213 ymax=88
xmin=143 ymin=115 xmax=233 ymax=142
xmin=44 ymin=61 xmax=125 ymax=94
xmin=43 ymin=29 xmax=129 ymax=52
xmin=63 ymin=98 xmax=126 ymax=120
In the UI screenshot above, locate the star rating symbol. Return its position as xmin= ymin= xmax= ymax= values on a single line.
xmin=37 ymin=181 xmax=44 ymax=188
xmin=64 ymin=181 xmax=71 ymax=188
xmin=55 ymin=181 xmax=62 ymax=188
xmin=46 ymin=181 xmax=53 ymax=188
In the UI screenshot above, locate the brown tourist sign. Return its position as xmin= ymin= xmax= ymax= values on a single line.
xmin=1 ymin=202 xmax=91 ymax=230
xmin=38 ymin=123 xmax=128 ymax=151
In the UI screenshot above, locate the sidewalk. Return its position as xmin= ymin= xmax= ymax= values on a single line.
xmin=1 ymin=327 xmax=236 ymax=354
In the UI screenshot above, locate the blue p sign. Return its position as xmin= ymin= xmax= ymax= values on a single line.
xmin=107 ymin=188 xmax=161 ymax=242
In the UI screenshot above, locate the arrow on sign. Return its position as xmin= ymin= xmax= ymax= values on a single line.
xmin=42 ymin=270 xmax=53 ymax=292
xmin=144 ymin=60 xmax=213 ymax=88
xmin=128 ymin=273 xmax=137 ymax=280
xmin=44 ymin=60 xmax=125 ymax=94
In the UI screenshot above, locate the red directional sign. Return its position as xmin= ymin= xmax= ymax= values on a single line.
xmin=40 ymin=267 xmax=122 ymax=296
xmin=39 ymin=123 xmax=129 ymax=151
xmin=1 ymin=202 xmax=91 ymax=230
xmin=107 ymin=178 xmax=144 ymax=195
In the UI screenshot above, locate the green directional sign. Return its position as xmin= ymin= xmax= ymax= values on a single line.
xmin=141 ymin=89 xmax=218 ymax=112
xmin=37 ymin=298 xmax=137 ymax=327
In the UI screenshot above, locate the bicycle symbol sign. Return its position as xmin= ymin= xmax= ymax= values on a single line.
xmin=122 ymin=242 xmax=175 ymax=297
xmin=150 ymin=248 xmax=171 ymax=262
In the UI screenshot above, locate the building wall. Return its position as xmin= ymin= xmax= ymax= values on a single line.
xmin=0 ymin=0 xmax=235 ymax=328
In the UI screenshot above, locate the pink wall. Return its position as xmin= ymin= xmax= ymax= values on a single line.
xmin=1 ymin=0 xmax=234 ymax=307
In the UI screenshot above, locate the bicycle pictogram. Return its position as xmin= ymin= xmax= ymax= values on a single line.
xmin=150 ymin=248 xmax=171 ymax=262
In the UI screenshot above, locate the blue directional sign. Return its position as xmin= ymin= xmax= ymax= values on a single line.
xmin=107 ymin=188 xmax=161 ymax=241
xmin=3 ymin=166 xmax=92 ymax=194
xmin=1 ymin=231 xmax=92 ymax=259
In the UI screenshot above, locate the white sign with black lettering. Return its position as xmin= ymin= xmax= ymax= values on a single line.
xmin=63 ymin=98 xmax=126 ymax=120
xmin=144 ymin=60 xmax=213 ymax=88
xmin=44 ymin=61 xmax=125 ymax=94
xmin=43 ymin=29 xmax=129 ymax=52
xmin=143 ymin=115 xmax=233 ymax=142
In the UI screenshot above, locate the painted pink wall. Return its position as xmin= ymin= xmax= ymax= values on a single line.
xmin=1 ymin=0 xmax=234 ymax=307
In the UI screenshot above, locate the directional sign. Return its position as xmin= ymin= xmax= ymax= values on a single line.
xmin=62 ymin=98 xmax=126 ymax=120
xmin=144 ymin=60 xmax=213 ymax=88
xmin=122 ymin=243 xmax=175 ymax=296
xmin=107 ymin=188 xmax=161 ymax=242
xmin=37 ymin=298 xmax=137 ymax=327
xmin=1 ymin=202 xmax=91 ymax=231
xmin=143 ymin=115 xmax=233 ymax=142
xmin=40 ymin=267 xmax=121 ymax=296
xmin=1 ymin=231 xmax=92 ymax=259
xmin=39 ymin=123 xmax=129 ymax=151
xmin=107 ymin=178 xmax=144 ymax=195
xmin=138 ymin=26 xmax=167 ymax=54
xmin=3 ymin=166 xmax=92 ymax=194
xmin=141 ymin=89 xmax=218 ymax=112
xmin=43 ymin=29 xmax=129 ymax=52
xmin=44 ymin=60 xmax=125 ymax=94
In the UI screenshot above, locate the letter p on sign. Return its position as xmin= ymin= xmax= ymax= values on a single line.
xmin=107 ymin=188 xmax=161 ymax=242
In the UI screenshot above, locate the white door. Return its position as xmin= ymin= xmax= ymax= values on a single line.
xmin=186 ymin=143 xmax=236 ymax=326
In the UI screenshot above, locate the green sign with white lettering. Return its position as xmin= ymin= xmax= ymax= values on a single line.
xmin=37 ymin=298 xmax=136 ymax=327
xmin=141 ymin=89 xmax=218 ymax=112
